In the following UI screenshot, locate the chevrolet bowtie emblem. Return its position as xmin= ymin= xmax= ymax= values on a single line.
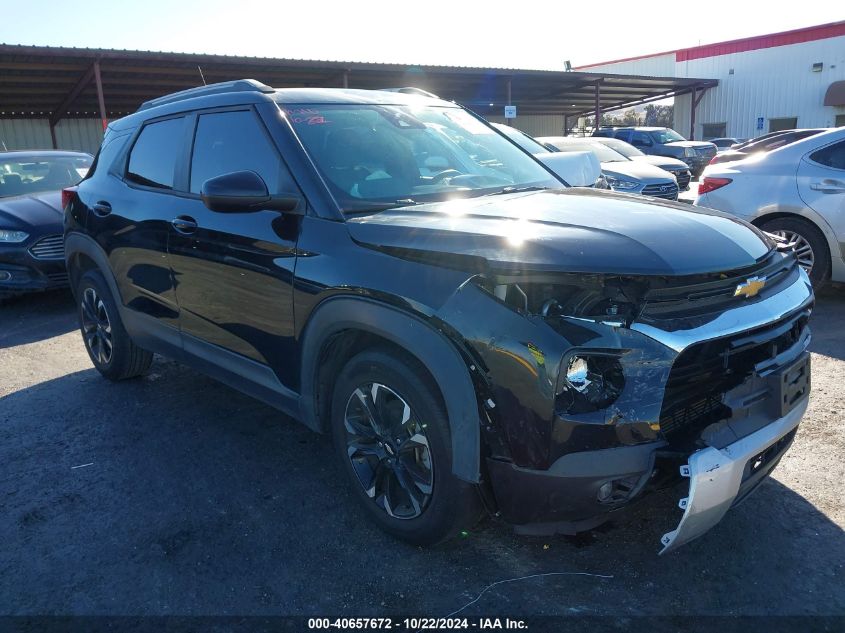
xmin=734 ymin=276 xmax=766 ymax=298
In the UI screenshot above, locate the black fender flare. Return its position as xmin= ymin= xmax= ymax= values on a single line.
xmin=298 ymin=297 xmax=481 ymax=483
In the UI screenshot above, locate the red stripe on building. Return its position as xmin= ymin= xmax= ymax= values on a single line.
xmin=574 ymin=20 xmax=845 ymax=70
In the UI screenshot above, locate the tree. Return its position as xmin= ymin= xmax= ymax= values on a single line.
xmin=645 ymin=104 xmax=674 ymax=127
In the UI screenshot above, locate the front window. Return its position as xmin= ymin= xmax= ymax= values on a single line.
xmin=650 ymin=128 xmax=686 ymax=144
xmin=0 ymin=153 xmax=92 ymax=198
xmin=282 ymin=104 xmax=560 ymax=212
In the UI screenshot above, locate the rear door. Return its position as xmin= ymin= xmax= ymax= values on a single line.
xmin=797 ymin=139 xmax=845 ymax=243
xmin=85 ymin=115 xmax=189 ymax=351
xmin=168 ymin=107 xmax=303 ymax=387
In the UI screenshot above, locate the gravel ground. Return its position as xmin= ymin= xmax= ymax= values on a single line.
xmin=1 ymin=286 xmax=843 ymax=619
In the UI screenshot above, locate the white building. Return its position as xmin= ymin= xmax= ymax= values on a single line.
xmin=575 ymin=21 xmax=845 ymax=140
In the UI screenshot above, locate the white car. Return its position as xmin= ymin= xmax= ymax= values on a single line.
xmin=491 ymin=123 xmax=604 ymax=188
xmin=695 ymin=127 xmax=845 ymax=288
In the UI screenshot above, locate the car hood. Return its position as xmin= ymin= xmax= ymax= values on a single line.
xmin=600 ymin=160 xmax=674 ymax=182
xmin=665 ymin=141 xmax=715 ymax=149
xmin=632 ymin=155 xmax=689 ymax=170
xmin=346 ymin=189 xmax=771 ymax=276
xmin=0 ymin=192 xmax=63 ymax=231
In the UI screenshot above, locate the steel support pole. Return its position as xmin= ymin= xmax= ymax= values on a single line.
xmin=506 ymin=78 xmax=512 ymax=126
xmin=594 ymin=81 xmax=602 ymax=132
xmin=93 ymin=60 xmax=107 ymax=131
xmin=690 ymin=86 xmax=697 ymax=140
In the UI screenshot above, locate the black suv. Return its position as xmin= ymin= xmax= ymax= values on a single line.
xmin=593 ymin=127 xmax=717 ymax=177
xmin=65 ymin=80 xmax=813 ymax=552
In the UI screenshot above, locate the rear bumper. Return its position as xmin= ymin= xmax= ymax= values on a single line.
xmin=659 ymin=394 xmax=807 ymax=554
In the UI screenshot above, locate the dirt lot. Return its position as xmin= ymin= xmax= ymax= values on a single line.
xmin=1 ymin=286 xmax=843 ymax=619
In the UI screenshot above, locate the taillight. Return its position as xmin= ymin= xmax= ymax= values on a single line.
xmin=62 ymin=186 xmax=78 ymax=209
xmin=698 ymin=177 xmax=732 ymax=195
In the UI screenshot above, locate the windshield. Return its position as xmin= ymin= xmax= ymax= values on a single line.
xmin=651 ymin=128 xmax=686 ymax=144
xmin=283 ymin=104 xmax=560 ymax=212
xmin=492 ymin=123 xmax=551 ymax=155
xmin=594 ymin=138 xmax=644 ymax=158
xmin=549 ymin=141 xmax=628 ymax=163
xmin=0 ymin=153 xmax=92 ymax=198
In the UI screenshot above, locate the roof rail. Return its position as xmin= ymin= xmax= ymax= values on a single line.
xmin=138 ymin=79 xmax=275 ymax=111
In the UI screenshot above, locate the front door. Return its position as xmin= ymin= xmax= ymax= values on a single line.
xmin=168 ymin=108 xmax=303 ymax=386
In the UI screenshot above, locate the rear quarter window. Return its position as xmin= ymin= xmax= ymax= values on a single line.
xmin=126 ymin=117 xmax=187 ymax=189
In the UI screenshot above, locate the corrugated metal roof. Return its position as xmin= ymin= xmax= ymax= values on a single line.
xmin=0 ymin=44 xmax=716 ymax=120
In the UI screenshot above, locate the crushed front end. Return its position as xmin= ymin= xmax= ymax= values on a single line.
xmin=436 ymin=249 xmax=813 ymax=552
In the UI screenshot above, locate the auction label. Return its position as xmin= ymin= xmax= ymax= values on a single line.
xmin=308 ymin=617 xmax=528 ymax=630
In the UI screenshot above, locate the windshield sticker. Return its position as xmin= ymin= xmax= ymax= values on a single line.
xmin=282 ymin=108 xmax=332 ymax=125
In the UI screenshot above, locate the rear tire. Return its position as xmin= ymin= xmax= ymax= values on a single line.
xmin=331 ymin=348 xmax=483 ymax=545
xmin=759 ymin=216 xmax=830 ymax=290
xmin=76 ymin=270 xmax=152 ymax=380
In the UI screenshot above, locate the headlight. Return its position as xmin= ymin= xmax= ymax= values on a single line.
xmin=0 ymin=230 xmax=29 ymax=243
xmin=684 ymin=148 xmax=697 ymax=158
xmin=556 ymin=353 xmax=625 ymax=413
xmin=605 ymin=176 xmax=639 ymax=191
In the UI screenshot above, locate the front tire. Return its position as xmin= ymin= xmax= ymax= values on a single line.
xmin=331 ymin=348 xmax=482 ymax=545
xmin=76 ymin=270 xmax=153 ymax=380
xmin=759 ymin=217 xmax=830 ymax=289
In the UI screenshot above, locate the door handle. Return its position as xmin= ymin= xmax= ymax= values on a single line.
xmin=171 ymin=215 xmax=198 ymax=234
xmin=92 ymin=200 xmax=112 ymax=216
xmin=810 ymin=180 xmax=845 ymax=194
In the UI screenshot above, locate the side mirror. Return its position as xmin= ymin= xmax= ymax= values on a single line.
xmin=200 ymin=170 xmax=303 ymax=214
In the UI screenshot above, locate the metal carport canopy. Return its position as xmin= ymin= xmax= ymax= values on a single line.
xmin=0 ymin=43 xmax=717 ymax=123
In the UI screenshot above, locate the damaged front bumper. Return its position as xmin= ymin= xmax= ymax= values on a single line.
xmin=660 ymin=389 xmax=808 ymax=554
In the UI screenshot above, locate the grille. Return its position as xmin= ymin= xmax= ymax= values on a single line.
xmin=640 ymin=251 xmax=798 ymax=319
xmin=695 ymin=146 xmax=717 ymax=159
xmin=29 ymin=235 xmax=64 ymax=260
xmin=659 ymin=310 xmax=809 ymax=442
xmin=642 ymin=182 xmax=679 ymax=200
xmin=673 ymin=170 xmax=691 ymax=189
xmin=46 ymin=272 xmax=69 ymax=284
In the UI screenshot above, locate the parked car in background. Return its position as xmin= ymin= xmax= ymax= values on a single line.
xmin=696 ymin=126 xmax=845 ymax=288
xmin=590 ymin=137 xmax=692 ymax=190
xmin=538 ymin=136 xmax=680 ymax=200
xmin=490 ymin=123 xmax=604 ymax=188
xmin=593 ymin=127 xmax=717 ymax=178
xmin=65 ymin=80 xmax=814 ymax=552
xmin=709 ymin=129 xmax=828 ymax=166
xmin=709 ymin=137 xmax=743 ymax=153
xmin=0 ymin=150 xmax=93 ymax=300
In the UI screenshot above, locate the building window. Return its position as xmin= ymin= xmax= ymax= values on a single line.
xmin=769 ymin=117 xmax=798 ymax=133
xmin=836 ymin=114 xmax=845 ymax=128
xmin=702 ymin=123 xmax=727 ymax=139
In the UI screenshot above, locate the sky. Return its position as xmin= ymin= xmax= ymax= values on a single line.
xmin=1 ymin=0 xmax=843 ymax=70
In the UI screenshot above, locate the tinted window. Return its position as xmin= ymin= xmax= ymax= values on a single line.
xmin=631 ymin=131 xmax=653 ymax=147
xmin=190 ymin=110 xmax=294 ymax=194
xmin=126 ymin=117 xmax=185 ymax=189
xmin=810 ymin=141 xmax=845 ymax=170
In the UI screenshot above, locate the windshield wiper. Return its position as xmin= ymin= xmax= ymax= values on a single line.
xmin=482 ymin=185 xmax=550 ymax=197
xmin=342 ymin=199 xmax=424 ymax=215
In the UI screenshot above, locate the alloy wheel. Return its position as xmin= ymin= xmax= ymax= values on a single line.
xmin=81 ymin=287 xmax=113 ymax=365
xmin=771 ymin=229 xmax=815 ymax=274
xmin=343 ymin=382 xmax=434 ymax=519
